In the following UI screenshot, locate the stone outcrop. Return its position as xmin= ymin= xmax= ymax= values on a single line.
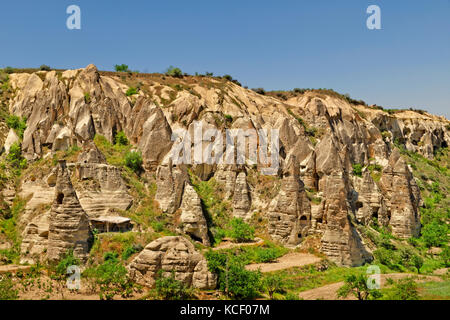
xmin=379 ymin=149 xmax=421 ymax=238
xmin=155 ymin=157 xmax=188 ymax=214
xmin=268 ymin=156 xmax=311 ymax=246
xmin=179 ymin=183 xmax=210 ymax=246
xmin=232 ymin=171 xmax=252 ymax=220
xmin=4 ymin=64 xmax=448 ymax=266
xmin=47 ymin=160 xmax=92 ymax=262
xmin=127 ymin=236 xmax=217 ymax=289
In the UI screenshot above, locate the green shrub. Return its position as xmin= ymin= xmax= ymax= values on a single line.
xmin=84 ymin=252 xmax=134 ymax=300
xmin=6 ymin=115 xmax=27 ymax=138
xmin=53 ymin=250 xmax=80 ymax=279
xmin=263 ymin=274 xmax=285 ymax=299
xmin=3 ymin=67 xmax=14 ymax=74
xmin=166 ymin=66 xmax=183 ymax=78
xmin=420 ymin=221 xmax=448 ymax=247
xmin=352 ymin=164 xmax=363 ymax=177
xmin=114 ymin=64 xmax=130 ymax=72
xmin=337 ymin=274 xmax=382 ymax=300
xmin=40 ymin=64 xmax=51 ymax=71
xmin=84 ymin=92 xmax=91 ymax=104
xmin=114 ymin=131 xmax=129 ymax=146
xmin=122 ymin=244 xmax=143 ymax=261
xmin=125 ymin=151 xmax=143 ymax=173
xmin=155 ymin=270 xmax=194 ymax=300
xmin=205 ymin=250 xmax=262 ymax=299
xmin=126 ymin=87 xmax=138 ymax=96
xmin=252 ymin=88 xmax=266 ymax=95
xmin=6 ymin=143 xmax=27 ymax=169
xmin=383 ymin=278 xmax=419 ymax=300
xmin=441 ymin=246 xmax=450 ymax=267
xmin=0 ymin=274 xmax=18 ymax=300
xmin=229 ymin=218 xmax=254 ymax=243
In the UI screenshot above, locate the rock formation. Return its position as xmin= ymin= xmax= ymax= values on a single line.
xmin=268 ymin=156 xmax=311 ymax=246
xmin=179 ymin=183 xmax=210 ymax=246
xmin=47 ymin=160 xmax=92 ymax=262
xmin=127 ymin=236 xmax=217 ymax=289
xmin=2 ymin=64 xmax=448 ymax=266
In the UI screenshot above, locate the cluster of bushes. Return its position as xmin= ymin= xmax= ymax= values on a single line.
xmin=205 ymin=250 xmax=262 ymax=299
xmin=6 ymin=115 xmax=27 ymax=138
xmin=154 ymin=270 xmax=194 ymax=300
xmin=83 ymin=252 xmax=136 ymax=300
xmin=6 ymin=143 xmax=27 ymax=170
xmin=222 ymin=75 xmax=242 ymax=86
xmin=251 ymin=88 xmax=266 ymax=95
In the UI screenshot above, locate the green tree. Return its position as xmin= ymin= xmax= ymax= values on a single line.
xmin=166 ymin=66 xmax=183 ymax=77
xmin=352 ymin=163 xmax=363 ymax=177
xmin=114 ymin=64 xmax=130 ymax=72
xmin=229 ymin=218 xmax=255 ymax=243
xmin=6 ymin=115 xmax=27 ymax=138
xmin=125 ymin=151 xmax=143 ymax=173
xmin=6 ymin=143 xmax=27 ymax=169
xmin=421 ymin=221 xmax=448 ymax=247
xmin=155 ymin=270 xmax=194 ymax=300
xmin=263 ymin=274 xmax=285 ymax=299
xmin=337 ymin=274 xmax=382 ymax=300
xmin=114 ymin=131 xmax=129 ymax=146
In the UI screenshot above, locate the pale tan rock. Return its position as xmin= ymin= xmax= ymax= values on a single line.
xmin=179 ymin=183 xmax=210 ymax=246
xmin=128 ymin=236 xmax=217 ymax=289
xmin=268 ymin=156 xmax=311 ymax=246
xmin=47 ymin=160 xmax=92 ymax=262
xmin=232 ymin=171 xmax=251 ymax=220
xmin=4 ymin=129 xmax=19 ymax=154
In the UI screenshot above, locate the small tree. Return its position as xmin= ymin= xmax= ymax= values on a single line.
xmin=115 ymin=131 xmax=129 ymax=146
xmin=263 ymin=274 xmax=285 ymax=299
xmin=421 ymin=221 xmax=448 ymax=247
xmin=155 ymin=270 xmax=193 ymax=300
xmin=337 ymin=274 xmax=382 ymax=300
xmin=352 ymin=164 xmax=363 ymax=177
xmin=114 ymin=64 xmax=130 ymax=72
xmin=40 ymin=64 xmax=51 ymax=71
xmin=229 ymin=218 xmax=255 ymax=243
xmin=166 ymin=66 xmax=183 ymax=78
xmin=125 ymin=151 xmax=143 ymax=173
xmin=7 ymin=143 xmax=27 ymax=169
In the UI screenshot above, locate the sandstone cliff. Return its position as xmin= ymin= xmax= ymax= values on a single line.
xmin=1 ymin=65 xmax=449 ymax=266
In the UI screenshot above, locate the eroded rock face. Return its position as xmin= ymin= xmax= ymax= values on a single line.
xmin=379 ymin=149 xmax=421 ymax=238
xmin=155 ymin=157 xmax=188 ymax=214
xmin=47 ymin=161 xmax=92 ymax=262
xmin=232 ymin=171 xmax=252 ymax=220
xmin=5 ymin=64 xmax=449 ymax=267
xmin=268 ymin=156 xmax=311 ymax=246
xmin=179 ymin=183 xmax=210 ymax=246
xmin=127 ymin=236 xmax=217 ymax=289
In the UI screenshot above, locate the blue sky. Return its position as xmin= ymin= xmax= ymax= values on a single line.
xmin=0 ymin=0 xmax=449 ymax=118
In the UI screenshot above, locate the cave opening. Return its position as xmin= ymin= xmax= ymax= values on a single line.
xmin=56 ymin=193 xmax=64 ymax=204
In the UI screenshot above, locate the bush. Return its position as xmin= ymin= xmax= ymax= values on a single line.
xmin=125 ymin=151 xmax=143 ymax=173
xmin=263 ymin=274 xmax=285 ymax=299
xmin=155 ymin=270 xmax=194 ymax=300
xmin=205 ymin=250 xmax=262 ymax=299
xmin=6 ymin=115 xmax=27 ymax=138
xmin=54 ymin=250 xmax=80 ymax=279
xmin=0 ymin=274 xmax=18 ymax=300
xmin=383 ymin=278 xmax=419 ymax=300
xmin=114 ymin=131 xmax=129 ymax=146
xmin=252 ymin=88 xmax=266 ymax=95
xmin=3 ymin=67 xmax=14 ymax=74
xmin=85 ymin=252 xmax=134 ymax=300
xmin=40 ymin=64 xmax=51 ymax=71
xmin=126 ymin=87 xmax=138 ymax=96
xmin=114 ymin=64 xmax=130 ymax=72
xmin=441 ymin=246 xmax=450 ymax=267
xmin=352 ymin=164 xmax=363 ymax=177
xmin=421 ymin=221 xmax=448 ymax=247
xmin=122 ymin=244 xmax=143 ymax=261
xmin=6 ymin=143 xmax=27 ymax=169
xmin=337 ymin=274 xmax=382 ymax=300
xmin=166 ymin=66 xmax=183 ymax=78
xmin=229 ymin=218 xmax=255 ymax=243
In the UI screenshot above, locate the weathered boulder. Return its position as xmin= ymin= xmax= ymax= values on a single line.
xmin=4 ymin=129 xmax=19 ymax=154
xmin=127 ymin=236 xmax=217 ymax=289
xmin=47 ymin=160 xmax=92 ymax=262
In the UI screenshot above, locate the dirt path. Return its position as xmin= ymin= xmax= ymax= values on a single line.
xmin=298 ymin=273 xmax=443 ymax=300
xmin=245 ymin=252 xmax=321 ymax=273
xmin=212 ymin=238 xmax=265 ymax=251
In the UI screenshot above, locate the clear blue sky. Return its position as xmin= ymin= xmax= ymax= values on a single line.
xmin=0 ymin=0 xmax=449 ymax=118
